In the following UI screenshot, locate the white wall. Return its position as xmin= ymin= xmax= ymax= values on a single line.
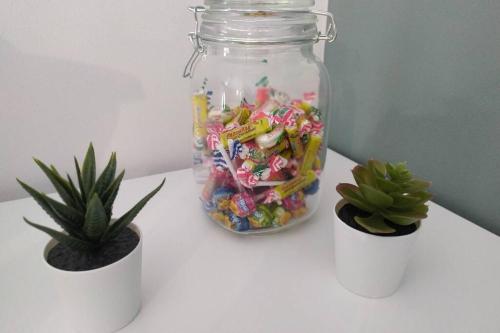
xmin=0 ymin=0 xmax=328 ymax=201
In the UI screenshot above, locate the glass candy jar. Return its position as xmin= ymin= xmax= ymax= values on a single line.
xmin=183 ymin=0 xmax=336 ymax=234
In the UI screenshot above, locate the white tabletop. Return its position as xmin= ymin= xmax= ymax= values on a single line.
xmin=1 ymin=150 xmax=499 ymax=333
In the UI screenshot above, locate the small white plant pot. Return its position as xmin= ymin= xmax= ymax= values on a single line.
xmin=333 ymin=201 xmax=420 ymax=298
xmin=43 ymin=224 xmax=142 ymax=333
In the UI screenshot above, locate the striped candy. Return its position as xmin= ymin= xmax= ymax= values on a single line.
xmin=212 ymin=150 xmax=227 ymax=170
xmin=228 ymin=139 xmax=243 ymax=160
xmin=269 ymin=155 xmax=288 ymax=173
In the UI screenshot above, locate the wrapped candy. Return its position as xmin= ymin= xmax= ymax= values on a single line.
xmin=272 ymin=206 xmax=292 ymax=227
xmin=300 ymin=134 xmax=322 ymax=174
xmin=226 ymin=211 xmax=250 ymax=231
xmin=230 ymin=192 xmax=256 ymax=217
xmin=248 ymin=204 xmax=273 ymax=229
xmin=220 ymin=118 xmax=272 ymax=147
xmin=303 ymin=179 xmax=320 ymax=195
xmin=256 ymin=126 xmax=285 ymax=149
xmin=196 ymin=84 xmax=326 ymax=233
xmin=282 ymin=191 xmax=305 ymax=211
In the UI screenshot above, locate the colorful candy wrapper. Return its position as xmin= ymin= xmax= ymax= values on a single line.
xmin=285 ymin=126 xmax=304 ymax=159
xmin=192 ymin=94 xmax=208 ymax=138
xmin=249 ymin=100 xmax=280 ymax=122
xmin=300 ymin=134 xmax=322 ymax=174
xmin=298 ymin=118 xmax=312 ymax=137
xmin=236 ymin=168 xmax=259 ymax=188
xmin=269 ymin=154 xmax=288 ymax=173
xmin=256 ymin=126 xmax=285 ymax=149
xmin=226 ymin=211 xmax=250 ymax=231
xmin=220 ymin=118 xmax=271 ymax=148
xmin=282 ymin=191 xmax=305 ymax=211
xmin=236 ymin=107 xmax=251 ymax=125
xmin=303 ymin=179 xmax=320 ymax=195
xmin=272 ymin=206 xmax=292 ymax=227
xmin=252 ymin=164 xmax=271 ymax=181
xmin=291 ymin=206 xmax=308 ymax=218
xmin=310 ymin=120 xmax=324 ymax=135
xmin=212 ymin=187 xmax=235 ymax=206
xmin=274 ymin=170 xmax=316 ymax=200
xmin=228 ymin=139 xmax=244 ymax=160
xmin=230 ymin=192 xmax=256 ymax=217
xmin=240 ymin=159 xmax=256 ymax=172
xmin=313 ymin=157 xmax=322 ymax=170
xmin=248 ymin=204 xmax=273 ymax=229
xmin=255 ymin=87 xmax=270 ymax=107
xmin=263 ymin=139 xmax=289 ymax=159
xmin=303 ymin=92 xmax=317 ymax=101
xmin=206 ymin=133 xmax=220 ymax=150
xmin=208 ymin=211 xmax=227 ymax=224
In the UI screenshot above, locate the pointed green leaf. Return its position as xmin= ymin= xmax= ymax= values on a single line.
xmin=354 ymin=214 xmax=395 ymax=234
xmin=82 ymin=143 xmax=96 ymax=201
xmin=24 ymin=218 xmax=96 ymax=252
xmin=33 ymin=159 xmax=76 ymax=208
xmin=375 ymin=176 xmax=401 ymax=192
xmin=66 ymin=174 xmax=85 ymax=211
xmin=359 ymin=184 xmax=394 ymax=208
xmin=380 ymin=205 xmax=428 ymax=225
xmin=336 ymin=183 xmax=377 ymax=213
xmin=367 ymin=159 xmax=386 ymax=177
xmin=102 ymin=170 xmax=125 ymax=217
xmin=94 ymin=152 xmax=116 ymax=196
xmin=17 ymin=179 xmax=84 ymax=237
xmin=74 ymin=157 xmax=86 ymax=202
xmin=352 ymin=165 xmax=377 ymax=187
xmin=391 ymin=192 xmax=432 ymax=209
xmin=103 ymin=179 xmax=165 ymax=241
xmin=403 ymin=179 xmax=432 ymax=193
xmin=83 ymin=193 xmax=108 ymax=241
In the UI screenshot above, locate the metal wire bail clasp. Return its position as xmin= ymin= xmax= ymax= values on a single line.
xmin=310 ymin=9 xmax=338 ymax=43
xmin=183 ymin=6 xmax=207 ymax=78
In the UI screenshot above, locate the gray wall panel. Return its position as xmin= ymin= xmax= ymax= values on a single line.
xmin=325 ymin=0 xmax=500 ymax=234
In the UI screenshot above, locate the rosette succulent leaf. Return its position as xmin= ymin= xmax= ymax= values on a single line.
xmin=337 ymin=160 xmax=431 ymax=234
xmin=18 ymin=143 xmax=165 ymax=252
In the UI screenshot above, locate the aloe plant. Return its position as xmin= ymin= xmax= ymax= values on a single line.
xmin=336 ymin=160 xmax=431 ymax=234
xmin=17 ymin=143 xmax=165 ymax=251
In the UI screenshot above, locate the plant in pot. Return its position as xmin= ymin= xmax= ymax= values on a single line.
xmin=334 ymin=159 xmax=431 ymax=298
xmin=17 ymin=143 xmax=165 ymax=332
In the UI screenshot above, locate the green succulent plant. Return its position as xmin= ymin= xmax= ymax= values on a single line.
xmin=336 ymin=159 xmax=431 ymax=234
xmin=17 ymin=143 xmax=165 ymax=251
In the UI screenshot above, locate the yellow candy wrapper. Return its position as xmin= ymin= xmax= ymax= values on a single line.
xmin=209 ymin=211 xmax=227 ymax=224
xmin=300 ymin=134 xmax=322 ymax=174
xmin=296 ymin=101 xmax=312 ymax=113
xmin=264 ymin=139 xmax=289 ymax=158
xmin=192 ymin=94 xmax=208 ymax=138
xmin=220 ymin=118 xmax=271 ymax=147
xmin=274 ymin=170 xmax=316 ymax=199
xmin=313 ymin=156 xmax=322 ymax=170
xmin=285 ymin=126 xmax=304 ymax=159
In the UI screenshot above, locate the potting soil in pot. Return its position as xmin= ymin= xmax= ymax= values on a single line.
xmin=338 ymin=204 xmax=417 ymax=237
xmin=47 ymin=227 xmax=139 ymax=271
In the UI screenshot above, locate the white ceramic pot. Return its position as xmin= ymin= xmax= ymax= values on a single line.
xmin=333 ymin=200 xmax=420 ymax=298
xmin=43 ymin=224 xmax=142 ymax=333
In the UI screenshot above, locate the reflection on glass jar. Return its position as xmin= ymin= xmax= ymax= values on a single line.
xmin=184 ymin=0 xmax=336 ymax=234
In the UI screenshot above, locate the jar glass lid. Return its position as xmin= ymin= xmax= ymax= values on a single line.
xmin=200 ymin=10 xmax=319 ymax=44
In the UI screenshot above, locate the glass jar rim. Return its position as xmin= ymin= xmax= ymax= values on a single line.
xmin=204 ymin=0 xmax=315 ymax=9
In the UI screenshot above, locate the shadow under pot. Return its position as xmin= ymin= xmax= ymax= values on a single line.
xmin=333 ymin=200 xmax=420 ymax=298
xmin=43 ymin=224 xmax=142 ymax=333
